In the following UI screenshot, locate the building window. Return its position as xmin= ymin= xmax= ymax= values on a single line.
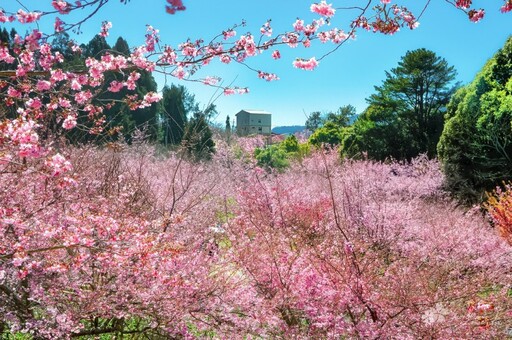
xmin=258 ymin=119 xmax=261 ymax=123
xmin=258 ymin=127 xmax=262 ymax=131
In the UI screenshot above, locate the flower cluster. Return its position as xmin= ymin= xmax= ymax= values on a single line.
xmin=293 ymin=57 xmax=319 ymax=70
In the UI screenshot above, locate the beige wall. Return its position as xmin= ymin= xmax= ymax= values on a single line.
xmin=236 ymin=111 xmax=271 ymax=136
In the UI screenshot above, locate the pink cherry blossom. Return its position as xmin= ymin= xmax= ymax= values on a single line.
xmin=310 ymin=1 xmax=336 ymax=17
xmin=139 ymin=92 xmax=162 ymax=108
xmin=223 ymin=29 xmax=236 ymax=39
xmin=282 ymin=32 xmax=300 ymax=48
xmin=501 ymin=0 xmax=512 ymax=12
xmin=258 ymin=71 xmax=279 ymax=81
xmin=0 ymin=46 xmax=15 ymax=63
xmin=36 ymin=80 xmax=52 ymax=92
xmin=293 ymin=19 xmax=305 ymax=32
xmin=0 ymin=10 xmax=15 ymax=23
xmin=45 ymin=153 xmax=72 ymax=176
xmin=272 ymin=50 xmax=281 ymax=59
xmin=7 ymin=87 xmax=22 ymax=98
xmin=52 ymin=1 xmax=71 ymax=14
xmin=108 ymin=80 xmax=125 ymax=93
xmin=171 ymin=66 xmax=187 ymax=80
xmin=202 ymin=76 xmax=219 ymax=85
xmin=293 ymin=57 xmax=319 ymax=70
xmin=456 ymin=0 xmax=472 ymax=9
xmin=62 ymin=114 xmax=77 ymax=130
xmin=26 ymin=97 xmax=42 ymax=110
xmin=469 ymin=9 xmax=485 ymax=22
xmin=220 ymin=54 xmax=231 ymax=64
xmin=99 ymin=21 xmax=112 ymax=37
xmin=260 ymin=21 xmax=272 ymax=37
xmin=16 ymin=10 xmax=42 ymax=24
xmin=74 ymin=90 xmax=92 ymax=104
xmin=223 ymin=88 xmax=236 ymax=95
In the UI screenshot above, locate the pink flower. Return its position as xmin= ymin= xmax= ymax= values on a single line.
xmin=144 ymin=25 xmax=160 ymax=52
xmin=455 ymin=0 xmax=472 ymax=9
xmin=260 ymin=21 xmax=272 ymax=37
xmin=36 ymin=80 xmax=52 ymax=91
xmin=51 ymin=69 xmax=67 ymax=82
xmin=59 ymin=98 xmax=71 ymax=108
xmin=501 ymin=0 xmax=512 ymax=12
xmin=180 ymin=42 xmax=197 ymax=56
xmin=293 ymin=57 xmax=319 ymax=71
xmin=282 ymin=32 xmax=299 ymax=48
xmin=46 ymin=153 xmax=72 ymax=176
xmin=139 ymin=92 xmax=162 ymax=108
xmin=381 ymin=0 xmax=391 ymax=3
xmin=7 ymin=87 xmax=22 ymax=98
xmin=202 ymin=76 xmax=219 ymax=85
xmin=16 ymin=10 xmax=42 ymax=24
xmin=54 ymin=17 xmax=65 ymax=32
xmin=26 ymin=97 xmax=42 ymax=110
xmin=52 ymin=1 xmax=71 ymax=14
xmin=468 ymin=9 xmax=485 ymax=22
xmin=70 ymin=79 xmax=82 ymax=91
xmin=108 ymin=81 xmax=124 ymax=93
xmin=0 ymin=46 xmax=14 ymax=63
xmin=258 ymin=71 xmax=279 ymax=81
xmin=99 ymin=21 xmax=112 ymax=37
xmin=125 ymin=71 xmax=141 ymax=90
xmin=0 ymin=10 xmax=15 ymax=23
xmin=171 ymin=66 xmax=187 ymax=80
xmin=74 ymin=90 xmax=92 ymax=104
xmin=293 ymin=19 xmax=305 ymax=32
xmin=62 ymin=114 xmax=77 ymax=130
xmin=223 ymin=88 xmax=236 ymax=95
xmin=223 ymin=29 xmax=236 ymax=40
xmin=272 ymin=50 xmax=281 ymax=60
xmin=220 ymin=55 xmax=231 ymax=64
xmin=310 ymin=1 xmax=336 ymax=17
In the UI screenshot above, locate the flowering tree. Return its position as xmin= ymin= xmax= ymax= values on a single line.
xmin=1 ymin=0 xmax=512 ymax=338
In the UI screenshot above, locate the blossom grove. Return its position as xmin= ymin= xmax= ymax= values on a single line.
xmin=0 ymin=0 xmax=511 ymax=338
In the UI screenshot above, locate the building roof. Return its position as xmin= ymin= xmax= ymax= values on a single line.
xmin=236 ymin=109 xmax=271 ymax=115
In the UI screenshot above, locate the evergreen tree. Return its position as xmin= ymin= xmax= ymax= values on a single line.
xmin=161 ymin=85 xmax=189 ymax=145
xmin=182 ymin=112 xmax=215 ymax=161
xmin=438 ymin=36 xmax=512 ymax=203
xmin=305 ymin=111 xmax=322 ymax=132
xmin=343 ymin=48 xmax=457 ymax=160
xmin=82 ymin=35 xmax=111 ymax=58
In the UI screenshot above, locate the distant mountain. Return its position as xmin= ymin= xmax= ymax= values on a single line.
xmin=272 ymin=125 xmax=306 ymax=135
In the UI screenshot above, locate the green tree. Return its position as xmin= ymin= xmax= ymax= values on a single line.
xmin=341 ymin=104 xmax=403 ymax=159
xmin=325 ymin=104 xmax=356 ymax=127
xmin=254 ymin=146 xmax=289 ymax=171
xmin=113 ymin=36 xmax=131 ymax=55
xmin=438 ymin=36 xmax=512 ymax=203
xmin=281 ymin=135 xmax=300 ymax=153
xmin=161 ymin=85 xmax=189 ymax=145
xmin=305 ymin=111 xmax=323 ymax=132
xmin=225 ymin=115 xmax=232 ymax=134
xmin=82 ymin=35 xmax=111 ymax=58
xmin=309 ymin=121 xmax=344 ymax=147
xmin=225 ymin=115 xmax=232 ymax=143
xmin=346 ymin=48 xmax=457 ymax=160
xmin=182 ymin=112 xmax=215 ymax=161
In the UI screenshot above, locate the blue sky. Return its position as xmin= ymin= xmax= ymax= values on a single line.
xmin=8 ymin=1 xmax=512 ymax=127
